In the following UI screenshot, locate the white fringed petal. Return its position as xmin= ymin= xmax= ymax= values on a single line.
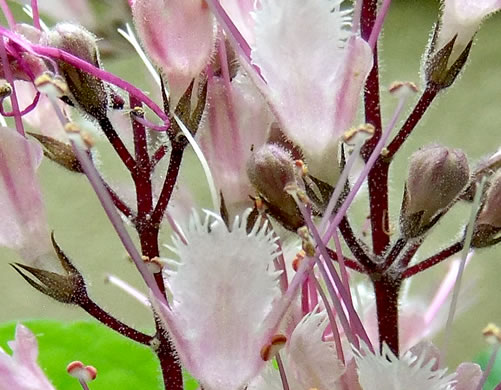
xmin=355 ymin=343 xmax=456 ymax=390
xmin=287 ymin=311 xmax=345 ymax=390
xmin=166 ymin=211 xmax=281 ymax=390
xmin=251 ymin=0 xmax=371 ymax=183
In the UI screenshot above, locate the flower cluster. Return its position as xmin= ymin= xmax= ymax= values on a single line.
xmin=0 ymin=0 xmax=501 ymax=389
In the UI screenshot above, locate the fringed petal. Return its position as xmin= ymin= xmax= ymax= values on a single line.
xmin=166 ymin=210 xmax=281 ymax=390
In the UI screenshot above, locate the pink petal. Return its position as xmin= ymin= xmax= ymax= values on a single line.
xmin=454 ymin=363 xmax=483 ymax=390
xmin=198 ymin=72 xmax=273 ymax=215
xmin=0 ymin=127 xmax=51 ymax=264
xmin=132 ymin=0 xmax=216 ymax=105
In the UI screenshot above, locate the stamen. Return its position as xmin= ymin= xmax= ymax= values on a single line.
xmin=69 ymin=132 xmax=168 ymax=307
xmin=260 ymin=334 xmax=287 ymax=361
xmin=30 ymin=1 xmax=41 ymax=30
xmin=276 ymin=352 xmax=291 ymax=390
xmin=0 ymin=0 xmax=16 ymax=29
xmin=367 ymin=0 xmax=392 ymax=51
xmin=105 ymin=274 xmax=151 ymax=307
xmin=475 ymin=324 xmax=501 ymax=390
xmin=443 ymin=176 xmax=486 ymax=360
xmin=67 ymin=361 xmax=97 ymax=390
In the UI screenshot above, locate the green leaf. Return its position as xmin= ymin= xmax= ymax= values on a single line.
xmin=475 ymin=347 xmax=501 ymax=390
xmin=0 ymin=320 xmax=198 ymax=390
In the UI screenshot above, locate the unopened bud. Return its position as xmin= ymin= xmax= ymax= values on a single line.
xmin=28 ymin=132 xmax=83 ymax=173
xmin=10 ymin=233 xmax=87 ymax=304
xmin=42 ymin=23 xmax=108 ymax=119
xmin=401 ymin=145 xmax=469 ymax=238
xmin=247 ymin=144 xmax=303 ymax=231
xmin=472 ymin=171 xmax=501 ymax=248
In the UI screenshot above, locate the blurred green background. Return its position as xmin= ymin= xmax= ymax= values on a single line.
xmin=1 ymin=0 xmax=501 ymax=377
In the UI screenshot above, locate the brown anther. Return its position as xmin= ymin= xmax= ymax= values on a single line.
xmin=292 ymin=249 xmax=306 ymax=272
xmin=381 ymin=147 xmax=389 ymax=157
xmin=388 ymin=81 xmax=418 ymax=98
xmin=0 ymin=83 xmax=12 ymax=98
xmin=64 ymin=122 xmax=81 ymax=134
xmin=254 ymin=196 xmax=266 ymax=213
xmin=343 ymin=124 xmax=375 ymax=146
xmin=297 ymin=226 xmax=315 ymax=257
xmin=143 ymin=256 xmax=163 ymax=273
xmin=80 ymin=131 xmax=95 ymax=149
xmin=67 ymin=360 xmax=97 ymax=381
xmin=295 ymin=159 xmax=308 ymax=176
xmin=483 ymin=323 xmax=501 ymax=344
xmin=131 ymin=106 xmax=145 ymax=117
xmin=260 ymin=334 xmax=287 ymax=361
xmin=35 ymin=73 xmax=68 ymax=97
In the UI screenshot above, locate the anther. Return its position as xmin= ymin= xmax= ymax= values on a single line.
xmin=260 ymin=334 xmax=287 ymax=361
xmin=35 ymin=72 xmax=68 ymax=97
xmin=483 ymin=323 xmax=501 ymax=344
xmin=388 ymin=81 xmax=418 ymax=99
xmin=292 ymin=249 xmax=306 ymax=271
xmin=343 ymin=124 xmax=375 ymax=146
xmin=67 ymin=360 xmax=97 ymax=382
xmin=0 ymin=83 xmax=12 ymax=98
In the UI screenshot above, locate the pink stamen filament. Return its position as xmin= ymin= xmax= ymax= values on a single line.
xmin=368 ymin=0 xmax=392 ymax=51
xmin=0 ymin=0 xmax=15 ymax=29
xmin=323 ymin=94 xmax=409 ymax=246
xmin=315 ymin=277 xmax=345 ymax=364
xmin=476 ymin=343 xmax=501 ymax=390
xmin=0 ymin=37 xmax=25 ymax=135
xmin=70 ymin=139 xmax=167 ymax=307
xmin=0 ymin=91 xmax=40 ymax=117
xmin=276 ymin=353 xmax=290 ymax=390
xmin=30 ymin=0 xmax=41 ymax=30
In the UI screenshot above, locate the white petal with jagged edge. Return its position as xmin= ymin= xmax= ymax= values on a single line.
xmin=355 ymin=343 xmax=456 ymax=390
xmin=167 ymin=211 xmax=281 ymax=390
xmin=251 ymin=0 xmax=371 ymax=183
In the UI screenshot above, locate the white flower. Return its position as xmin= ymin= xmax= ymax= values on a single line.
xmin=159 ymin=210 xmax=283 ymax=390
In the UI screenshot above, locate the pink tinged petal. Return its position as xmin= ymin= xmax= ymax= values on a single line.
xmin=0 ymin=126 xmax=51 ymax=264
xmin=438 ymin=0 xmax=501 ymax=62
xmin=219 ymin=0 xmax=257 ymax=46
xmin=15 ymin=81 xmax=67 ymax=140
xmin=165 ymin=211 xmax=281 ymax=390
xmin=132 ymin=0 xmax=216 ymax=106
xmin=287 ymin=311 xmax=345 ymax=390
xmin=454 ymin=363 xmax=482 ymax=390
xmin=198 ymin=72 xmax=273 ymax=214
xmin=355 ymin=343 xmax=456 ymax=390
xmin=251 ymin=0 xmax=362 ymax=183
xmin=0 ymin=324 xmax=55 ymax=390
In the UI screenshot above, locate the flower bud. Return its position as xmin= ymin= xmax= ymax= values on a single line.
xmin=401 ymin=145 xmax=469 ymax=238
xmin=472 ymin=170 xmax=501 ymax=247
xmin=28 ymin=132 xmax=84 ymax=173
xmin=247 ymin=143 xmax=303 ymax=231
xmin=11 ymin=233 xmax=87 ymax=304
xmin=132 ymin=0 xmax=215 ymax=107
xmin=42 ymin=23 xmax=108 ymax=119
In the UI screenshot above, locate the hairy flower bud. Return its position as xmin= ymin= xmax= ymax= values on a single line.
xmin=401 ymin=145 xmax=469 ymax=238
xmin=247 ymin=143 xmax=303 ymax=230
xmin=472 ymin=170 xmax=501 ymax=247
xmin=42 ymin=23 xmax=108 ymax=119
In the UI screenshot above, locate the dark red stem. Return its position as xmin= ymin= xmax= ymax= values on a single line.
xmin=386 ymin=84 xmax=440 ymax=158
xmin=104 ymin=182 xmax=136 ymax=221
xmin=402 ymin=241 xmax=463 ymax=279
xmin=78 ymin=295 xmax=153 ymax=345
xmin=382 ymin=237 xmax=407 ymax=271
xmin=150 ymin=143 xmax=185 ymax=226
xmin=98 ymin=117 xmax=136 ymax=172
xmin=339 ymin=217 xmax=374 ymax=271
xmin=151 ymin=145 xmax=169 ymax=167
xmin=373 ymin=275 xmax=401 ymax=356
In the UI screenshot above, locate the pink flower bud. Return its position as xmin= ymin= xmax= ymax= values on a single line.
xmin=401 ymin=145 xmax=469 ymax=238
xmin=132 ymin=0 xmax=215 ymax=106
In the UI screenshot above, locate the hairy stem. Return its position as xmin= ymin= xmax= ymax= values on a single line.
xmin=373 ymin=275 xmax=401 ymax=356
xmin=402 ymin=241 xmax=463 ymax=278
xmin=78 ymin=295 xmax=153 ymax=345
